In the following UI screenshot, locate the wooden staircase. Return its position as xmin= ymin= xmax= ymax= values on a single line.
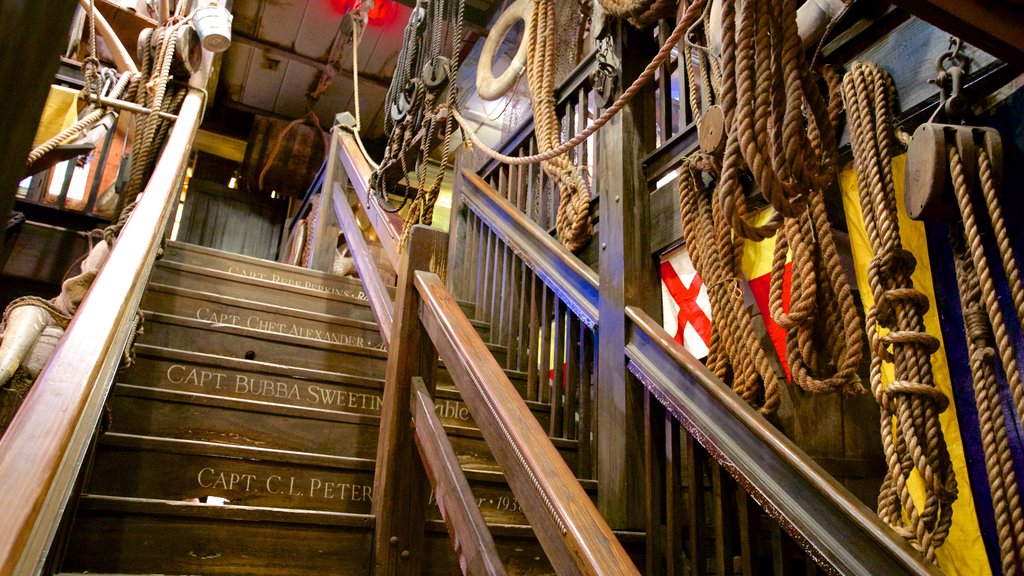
xmin=58 ymin=241 xmax=598 ymax=575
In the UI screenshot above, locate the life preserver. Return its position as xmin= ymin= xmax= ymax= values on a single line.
xmin=476 ymin=0 xmax=532 ymax=101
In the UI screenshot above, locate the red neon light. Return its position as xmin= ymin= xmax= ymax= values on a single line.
xmin=326 ymin=0 xmax=391 ymax=25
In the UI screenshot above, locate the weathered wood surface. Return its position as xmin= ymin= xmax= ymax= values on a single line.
xmin=332 ymin=178 xmax=396 ymax=347
xmin=412 ymin=376 xmax=510 ymax=576
xmin=142 ymin=283 xmax=383 ymax=348
xmin=164 ymin=239 xmax=387 ymax=294
xmin=64 ymin=495 xmax=375 ymax=575
xmin=595 ymin=19 xmax=659 ymax=531
xmin=152 ymin=259 xmax=378 ymax=320
xmin=0 ymin=17 xmax=221 ymax=571
xmin=372 ymin=225 xmax=448 ymax=575
xmin=416 ymin=270 xmax=641 ymax=575
xmin=125 ymin=345 xmax=544 ymax=430
xmin=137 ymin=311 xmax=388 ymax=375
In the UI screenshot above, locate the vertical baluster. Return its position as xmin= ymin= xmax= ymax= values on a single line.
xmin=656 ymin=21 xmax=673 ymax=145
xmin=646 ymin=391 xmax=667 ymax=576
xmin=711 ymin=461 xmax=733 ymax=576
xmin=492 ymin=244 xmax=508 ymax=343
xmin=514 ymin=261 xmax=531 ymax=372
xmin=537 ymin=288 xmax=553 ymax=404
xmin=498 ymin=163 xmax=508 ymax=204
xmin=527 ymin=138 xmax=538 ymax=221
xmin=666 ymin=417 xmax=685 ymax=575
xmin=505 ymin=254 xmax=521 ymax=370
xmin=736 ymin=491 xmax=757 ymax=576
xmin=477 ymin=227 xmax=493 ymax=322
xmin=578 ymin=87 xmax=589 ymax=177
xmin=550 ymin=298 xmax=566 ymax=438
xmin=463 ymin=212 xmax=479 ymax=303
xmin=578 ymin=325 xmax=594 ymax=480
xmin=563 ymin=313 xmax=580 ymax=440
xmin=677 ymin=31 xmax=692 ymax=131
xmin=515 ymin=149 xmax=526 ymax=212
xmin=526 ymin=272 xmax=540 ymax=400
xmin=687 ymin=435 xmax=708 ymax=576
xmin=487 ymin=237 xmax=503 ymax=336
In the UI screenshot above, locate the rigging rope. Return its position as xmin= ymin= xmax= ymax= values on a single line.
xmin=842 ymin=61 xmax=957 ymax=563
xmin=947 ymin=142 xmax=1024 ymax=571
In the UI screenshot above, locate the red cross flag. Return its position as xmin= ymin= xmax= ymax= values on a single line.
xmin=660 ymin=246 xmax=712 ymax=359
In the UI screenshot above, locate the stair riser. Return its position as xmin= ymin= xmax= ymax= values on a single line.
xmin=142 ymin=289 xmax=384 ymax=350
xmin=64 ymin=511 xmax=554 ymax=575
xmin=63 ymin=513 xmax=374 ymax=576
xmin=122 ymin=355 xmax=550 ymax=431
xmin=138 ymin=316 xmax=387 ymax=376
xmin=151 ymin=263 xmax=377 ymax=321
xmin=107 ymin=394 xmax=378 ymax=458
xmin=87 ymin=446 xmax=535 ymax=524
xmin=106 ymin=393 xmax=577 ymax=474
xmin=163 ymin=242 xmax=382 ymax=296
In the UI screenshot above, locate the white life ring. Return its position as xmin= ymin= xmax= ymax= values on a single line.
xmin=476 ymin=0 xmax=532 ymax=101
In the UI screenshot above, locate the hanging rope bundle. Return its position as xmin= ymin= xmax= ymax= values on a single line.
xmin=842 ymin=61 xmax=958 ymax=563
xmin=597 ymin=0 xmax=676 ymax=28
xmin=115 ymin=17 xmax=193 ymax=221
xmin=946 ymin=142 xmax=1024 ymax=572
xmin=528 ymin=0 xmax=592 ymax=252
xmin=715 ymin=0 xmax=863 ymax=397
xmin=678 ymin=154 xmax=781 ymax=416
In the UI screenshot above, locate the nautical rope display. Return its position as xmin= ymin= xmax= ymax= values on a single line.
xmin=947 ymin=142 xmax=1024 ymax=572
xmin=527 ymin=0 xmax=592 ymax=252
xmin=715 ymin=0 xmax=863 ymax=396
xmin=842 ymin=61 xmax=957 ymax=563
xmin=677 ymin=153 xmax=781 ymax=416
xmin=597 ymin=0 xmax=676 ymax=28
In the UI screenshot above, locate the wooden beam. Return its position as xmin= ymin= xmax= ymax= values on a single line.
xmin=594 ymin=16 xmax=659 ymax=530
xmin=0 ymin=0 xmax=80 ymax=251
xmin=371 ymin=224 xmax=448 ymax=575
xmin=890 ymin=0 xmax=1024 ymax=70
xmin=232 ymin=31 xmax=392 ymax=89
xmin=193 ymin=129 xmax=247 ymax=162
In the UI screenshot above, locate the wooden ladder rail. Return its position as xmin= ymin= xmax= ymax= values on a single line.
xmin=457 ymin=169 xmax=940 ymax=575
xmin=0 ymin=10 xmax=223 ymax=572
xmin=331 ymin=126 xmax=640 ymax=575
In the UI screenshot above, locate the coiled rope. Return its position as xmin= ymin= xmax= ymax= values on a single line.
xmin=842 ymin=61 xmax=957 ymax=563
xmin=715 ymin=0 xmax=863 ymax=396
xmin=677 ymin=154 xmax=781 ymax=416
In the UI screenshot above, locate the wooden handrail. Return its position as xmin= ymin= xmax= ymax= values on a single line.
xmin=0 ymin=17 xmax=220 ymax=572
xmin=414 ymin=270 xmax=639 ymax=576
xmin=331 ymin=169 xmax=394 ymax=347
xmin=335 ymin=126 xmax=403 ymax=270
xmin=455 ymin=171 xmax=936 ymax=574
xmin=460 ymin=170 xmax=599 ymax=328
xmin=411 ymin=377 xmax=507 ymax=576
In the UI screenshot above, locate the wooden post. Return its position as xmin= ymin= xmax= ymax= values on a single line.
xmin=594 ymin=13 xmax=660 ymax=530
xmin=0 ymin=0 xmax=79 ymax=236
xmin=372 ymin=224 xmax=448 ymax=575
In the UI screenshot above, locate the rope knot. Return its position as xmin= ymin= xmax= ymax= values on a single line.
xmin=879 ymin=379 xmax=950 ymax=413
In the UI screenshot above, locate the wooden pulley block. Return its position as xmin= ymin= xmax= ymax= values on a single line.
xmin=698 ymin=105 xmax=725 ymax=154
xmin=421 ymin=56 xmax=451 ymax=90
xmin=904 ymin=123 xmax=1003 ymax=221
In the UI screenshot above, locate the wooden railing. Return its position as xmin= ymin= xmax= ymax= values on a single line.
xmin=0 ymin=14 xmax=221 ymax=572
xmin=332 ymin=124 xmax=637 ymax=574
xmin=456 ymin=164 xmax=937 ymax=575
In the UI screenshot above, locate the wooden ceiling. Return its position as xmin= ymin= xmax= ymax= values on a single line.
xmin=218 ymin=0 xmax=502 ymax=139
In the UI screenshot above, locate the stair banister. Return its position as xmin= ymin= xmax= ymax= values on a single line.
xmin=329 ymin=129 xmax=395 ymax=345
xmin=459 ymin=168 xmax=937 ymax=575
xmin=414 ymin=269 xmax=640 ymax=575
xmin=0 ymin=15 xmax=222 ymax=572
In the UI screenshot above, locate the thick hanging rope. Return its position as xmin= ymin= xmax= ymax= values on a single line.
xmin=842 ymin=62 xmax=957 ymax=563
xmin=678 ymin=154 xmax=782 ymax=416
xmin=528 ymin=0 xmax=592 ymax=252
xmin=451 ymin=0 xmax=707 ymax=167
xmin=598 ymin=0 xmax=677 ymax=28
xmin=947 ymin=143 xmax=1024 ymax=572
xmin=714 ymin=0 xmax=863 ymax=397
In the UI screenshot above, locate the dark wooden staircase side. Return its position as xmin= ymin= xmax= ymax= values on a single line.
xmin=58 ymin=241 xmax=594 ymax=575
